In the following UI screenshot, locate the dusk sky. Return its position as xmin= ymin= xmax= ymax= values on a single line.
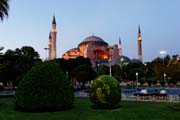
xmin=0 ymin=0 xmax=179 ymax=62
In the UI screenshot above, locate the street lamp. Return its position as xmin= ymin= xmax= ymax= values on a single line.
xmin=177 ymin=57 xmax=180 ymax=61
xmin=160 ymin=50 xmax=167 ymax=83
xmin=136 ymin=72 xmax=139 ymax=88
xmin=109 ymin=58 xmax=112 ymax=76
xmin=44 ymin=47 xmax=49 ymax=60
xmin=97 ymin=63 xmax=100 ymax=75
xmin=144 ymin=63 xmax=147 ymax=67
xmin=120 ymin=58 xmax=124 ymax=80
xmin=66 ymin=71 xmax=68 ymax=79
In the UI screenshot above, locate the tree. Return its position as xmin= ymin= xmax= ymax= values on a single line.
xmin=0 ymin=47 xmax=4 ymax=55
xmin=15 ymin=46 xmax=40 ymax=84
xmin=0 ymin=0 xmax=9 ymax=21
xmin=139 ymin=78 xmax=145 ymax=86
xmin=99 ymin=65 xmax=109 ymax=75
xmin=0 ymin=63 xmax=8 ymax=83
xmin=55 ymin=56 xmax=92 ymax=81
xmin=150 ymin=57 xmax=163 ymax=81
xmin=112 ymin=65 xmax=121 ymax=82
xmin=72 ymin=64 xmax=96 ymax=85
xmin=123 ymin=62 xmax=145 ymax=82
xmin=1 ymin=46 xmax=41 ymax=85
xmin=167 ymin=56 xmax=180 ymax=85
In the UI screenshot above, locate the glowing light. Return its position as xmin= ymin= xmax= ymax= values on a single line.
xmin=160 ymin=50 xmax=166 ymax=55
xmin=103 ymin=54 xmax=109 ymax=59
xmin=138 ymin=37 xmax=142 ymax=41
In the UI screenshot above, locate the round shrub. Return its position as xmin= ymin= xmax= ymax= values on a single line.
xmin=15 ymin=62 xmax=74 ymax=112
xmin=90 ymin=75 xmax=121 ymax=109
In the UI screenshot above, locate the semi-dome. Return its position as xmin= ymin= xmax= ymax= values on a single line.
xmin=78 ymin=35 xmax=108 ymax=46
xmin=114 ymin=55 xmax=131 ymax=64
xmin=64 ymin=48 xmax=79 ymax=53
xmin=119 ymin=56 xmax=131 ymax=62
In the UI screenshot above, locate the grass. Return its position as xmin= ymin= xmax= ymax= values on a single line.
xmin=0 ymin=97 xmax=180 ymax=120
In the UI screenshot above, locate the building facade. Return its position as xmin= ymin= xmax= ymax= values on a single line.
xmin=62 ymin=35 xmax=121 ymax=67
xmin=47 ymin=16 xmax=143 ymax=64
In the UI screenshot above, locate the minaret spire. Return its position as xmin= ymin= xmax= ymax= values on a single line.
xmin=49 ymin=32 xmax=52 ymax=39
xmin=118 ymin=37 xmax=122 ymax=56
xmin=48 ymin=15 xmax=57 ymax=60
xmin=52 ymin=15 xmax=56 ymax=32
xmin=137 ymin=25 xmax=142 ymax=62
xmin=119 ymin=37 xmax=121 ymax=45
xmin=52 ymin=15 xmax=56 ymax=24
xmin=48 ymin=32 xmax=52 ymax=60
xmin=138 ymin=25 xmax=141 ymax=34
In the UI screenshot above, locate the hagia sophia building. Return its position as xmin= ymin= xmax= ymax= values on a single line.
xmin=48 ymin=16 xmax=143 ymax=67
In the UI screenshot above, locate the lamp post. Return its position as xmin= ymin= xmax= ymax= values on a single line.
xmin=120 ymin=58 xmax=124 ymax=80
xmin=109 ymin=58 xmax=112 ymax=76
xmin=97 ymin=63 xmax=100 ymax=75
xmin=160 ymin=50 xmax=166 ymax=83
xmin=177 ymin=57 xmax=180 ymax=61
xmin=136 ymin=72 xmax=138 ymax=88
xmin=144 ymin=63 xmax=147 ymax=67
xmin=44 ymin=47 xmax=49 ymax=61
xmin=66 ymin=71 xmax=68 ymax=79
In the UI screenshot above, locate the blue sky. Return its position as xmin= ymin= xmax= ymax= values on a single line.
xmin=0 ymin=0 xmax=179 ymax=62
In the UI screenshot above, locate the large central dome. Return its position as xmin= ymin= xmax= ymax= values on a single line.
xmin=78 ymin=35 xmax=108 ymax=46
xmin=83 ymin=35 xmax=104 ymax=42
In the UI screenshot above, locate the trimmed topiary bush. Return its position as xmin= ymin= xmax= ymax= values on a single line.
xmin=90 ymin=75 xmax=121 ymax=109
xmin=15 ymin=62 xmax=74 ymax=112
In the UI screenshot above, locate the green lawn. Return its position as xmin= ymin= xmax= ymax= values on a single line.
xmin=0 ymin=97 xmax=180 ymax=120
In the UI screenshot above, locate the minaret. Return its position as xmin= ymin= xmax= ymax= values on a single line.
xmin=137 ymin=25 xmax=142 ymax=62
xmin=118 ymin=37 xmax=122 ymax=56
xmin=48 ymin=32 xmax=52 ymax=60
xmin=50 ymin=15 xmax=57 ymax=60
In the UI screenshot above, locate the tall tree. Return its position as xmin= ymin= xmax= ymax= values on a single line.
xmin=99 ymin=65 xmax=109 ymax=75
xmin=0 ymin=0 xmax=9 ymax=21
xmin=72 ymin=64 xmax=96 ymax=85
xmin=2 ymin=46 xmax=41 ymax=85
xmin=167 ymin=56 xmax=180 ymax=85
xmin=55 ymin=56 xmax=92 ymax=78
xmin=123 ymin=62 xmax=145 ymax=82
xmin=112 ymin=65 xmax=121 ymax=82
xmin=150 ymin=57 xmax=164 ymax=80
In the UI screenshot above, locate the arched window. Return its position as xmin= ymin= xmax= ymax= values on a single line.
xmin=93 ymin=50 xmax=109 ymax=60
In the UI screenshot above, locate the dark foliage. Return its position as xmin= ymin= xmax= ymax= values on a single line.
xmin=0 ymin=0 xmax=9 ymax=21
xmin=72 ymin=64 xmax=96 ymax=84
xmin=15 ymin=62 xmax=74 ymax=112
xmin=0 ymin=46 xmax=41 ymax=86
xmin=123 ymin=62 xmax=145 ymax=81
xmin=55 ymin=56 xmax=92 ymax=80
xmin=99 ymin=65 xmax=109 ymax=75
